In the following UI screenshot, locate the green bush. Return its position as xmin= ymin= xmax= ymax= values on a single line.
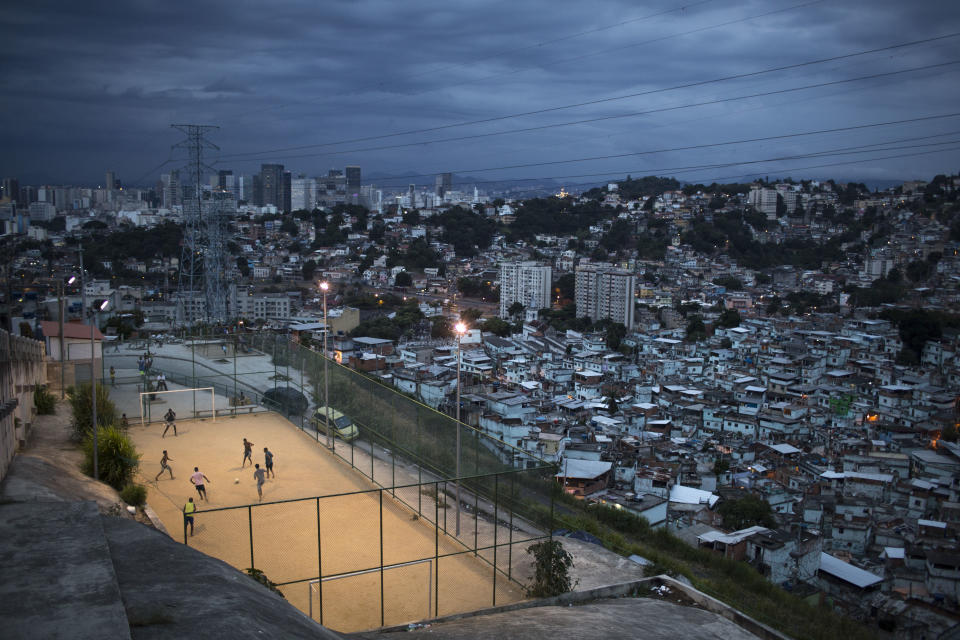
xmin=33 ymin=385 xmax=57 ymax=415
xmin=120 ymin=484 xmax=147 ymax=507
xmin=245 ymin=568 xmax=286 ymax=599
xmin=67 ymin=383 xmax=118 ymax=439
xmin=81 ymin=425 xmax=141 ymax=491
xmin=526 ymin=539 xmax=577 ymax=598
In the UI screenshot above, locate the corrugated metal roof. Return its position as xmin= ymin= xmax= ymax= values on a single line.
xmin=819 ymin=553 xmax=883 ymax=588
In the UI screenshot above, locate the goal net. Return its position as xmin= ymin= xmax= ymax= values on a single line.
xmin=138 ymin=387 xmax=217 ymax=426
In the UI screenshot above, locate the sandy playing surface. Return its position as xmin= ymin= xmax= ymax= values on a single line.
xmin=130 ymin=413 xmax=527 ymax=632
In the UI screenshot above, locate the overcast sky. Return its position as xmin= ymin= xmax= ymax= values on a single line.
xmin=2 ymin=0 xmax=959 ymax=189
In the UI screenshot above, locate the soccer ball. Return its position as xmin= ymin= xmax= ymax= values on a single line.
xmin=234 ymin=478 xmax=239 ymax=484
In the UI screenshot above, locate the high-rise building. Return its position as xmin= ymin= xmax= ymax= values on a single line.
xmin=575 ymin=263 xmax=635 ymax=328
xmin=1 ymin=178 xmax=20 ymax=204
xmin=435 ymin=173 xmax=452 ymax=199
xmin=325 ymin=169 xmax=344 ymax=192
xmin=161 ymin=171 xmax=181 ymax=208
xmin=105 ymin=171 xmax=119 ymax=190
xmin=259 ymin=164 xmax=285 ymax=209
xmin=345 ymin=166 xmax=361 ymax=193
xmin=291 ymin=176 xmax=317 ymax=211
xmin=408 ymin=184 xmax=416 ymax=208
xmin=499 ymin=261 xmax=552 ymax=319
xmin=748 ymin=187 xmax=779 ymax=220
xmin=282 ymin=171 xmax=291 ymax=213
xmin=237 ymin=175 xmax=253 ymax=203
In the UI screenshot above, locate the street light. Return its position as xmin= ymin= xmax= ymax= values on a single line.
xmin=320 ymin=281 xmax=331 ymax=449
xmin=58 ymin=275 xmax=77 ymax=398
xmin=90 ymin=298 xmax=109 ymax=482
xmin=454 ymin=320 xmax=467 ymax=536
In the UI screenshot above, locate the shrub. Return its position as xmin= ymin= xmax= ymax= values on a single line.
xmin=33 ymin=385 xmax=57 ymax=415
xmin=81 ymin=425 xmax=141 ymax=490
xmin=245 ymin=568 xmax=286 ymax=599
xmin=526 ymin=539 xmax=577 ymax=598
xmin=67 ymin=383 xmax=118 ymax=439
xmin=120 ymin=484 xmax=147 ymax=507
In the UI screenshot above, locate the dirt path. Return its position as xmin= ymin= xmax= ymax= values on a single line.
xmin=0 ymin=398 xmax=132 ymax=515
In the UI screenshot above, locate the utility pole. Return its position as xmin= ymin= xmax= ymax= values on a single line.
xmin=80 ymin=245 xmax=98 ymax=481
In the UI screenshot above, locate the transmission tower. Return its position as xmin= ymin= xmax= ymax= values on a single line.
xmin=172 ymin=124 xmax=230 ymax=327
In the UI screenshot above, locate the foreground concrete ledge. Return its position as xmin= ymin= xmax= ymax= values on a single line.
xmin=0 ymin=501 xmax=132 ymax=640
xmin=359 ymin=575 xmax=788 ymax=640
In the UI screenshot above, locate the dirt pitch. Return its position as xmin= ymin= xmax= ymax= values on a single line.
xmin=129 ymin=413 xmax=525 ymax=632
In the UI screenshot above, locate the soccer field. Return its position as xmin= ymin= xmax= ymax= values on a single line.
xmin=129 ymin=412 xmax=527 ymax=632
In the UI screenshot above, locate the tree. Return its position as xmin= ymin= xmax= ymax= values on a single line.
xmin=606 ymin=395 xmax=618 ymax=415
xmin=713 ymin=275 xmax=744 ymax=291
xmin=394 ymin=271 xmax=412 ymax=287
xmin=484 ymin=317 xmax=512 ymax=337
xmin=685 ymin=316 xmax=706 ymax=342
xmin=67 ymin=383 xmax=119 ymax=438
xmin=235 ymin=256 xmax=250 ymax=277
xmin=526 ymin=540 xmax=576 ymax=598
xmin=717 ymin=494 xmax=776 ymax=530
xmin=713 ymin=457 xmax=730 ymax=477
xmin=716 ymin=308 xmax=741 ymax=329
xmin=280 ymin=217 xmax=298 ymax=236
xmin=554 ymin=273 xmax=575 ymax=302
xmin=460 ymin=308 xmax=483 ymax=324
xmin=508 ymin=301 xmax=525 ymax=321
xmin=301 ymin=259 xmax=317 ymax=281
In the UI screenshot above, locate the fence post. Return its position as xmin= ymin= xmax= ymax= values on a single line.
xmin=379 ymin=489 xmax=385 ymax=628
xmin=508 ymin=473 xmax=514 ymax=580
xmin=474 ymin=483 xmax=479 ymax=557
xmin=493 ymin=473 xmax=499 ymax=607
xmin=248 ymin=505 xmax=255 ymax=568
xmin=316 ymin=497 xmax=323 ymax=625
xmin=434 ymin=480 xmax=440 ymax=618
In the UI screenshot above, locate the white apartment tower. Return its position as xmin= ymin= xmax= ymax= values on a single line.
xmin=499 ymin=261 xmax=552 ymax=319
xmin=575 ymin=263 xmax=635 ymax=328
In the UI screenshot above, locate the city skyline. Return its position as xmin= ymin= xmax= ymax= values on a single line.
xmin=2 ymin=1 xmax=960 ymax=187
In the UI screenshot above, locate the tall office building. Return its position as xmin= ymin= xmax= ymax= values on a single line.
xmin=324 ymin=169 xmax=344 ymax=192
xmin=161 ymin=171 xmax=181 ymax=208
xmin=290 ymin=176 xmax=316 ymax=211
xmin=499 ymin=261 xmax=552 ymax=319
xmin=345 ymin=166 xmax=361 ymax=193
xmin=282 ymin=171 xmax=291 ymax=213
xmin=105 ymin=171 xmax=119 ymax=190
xmin=435 ymin=173 xmax=452 ymax=199
xmin=216 ymin=170 xmax=233 ymax=189
xmin=259 ymin=164 xmax=285 ymax=209
xmin=237 ymin=175 xmax=254 ymax=203
xmin=2 ymin=178 xmax=20 ymax=204
xmin=575 ymin=263 xmax=635 ymax=328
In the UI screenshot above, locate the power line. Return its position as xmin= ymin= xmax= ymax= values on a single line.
xmin=357 ymin=113 xmax=960 ymax=180
xmin=218 ymin=60 xmax=960 ymax=164
xmin=370 ymin=135 xmax=960 ymax=189
xmin=219 ymin=39 xmax=960 ymax=161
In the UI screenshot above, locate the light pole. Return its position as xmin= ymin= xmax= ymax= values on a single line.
xmin=454 ymin=321 xmax=467 ymax=536
xmin=90 ymin=298 xmax=109 ymax=482
xmin=59 ymin=275 xmax=77 ymax=398
xmin=320 ymin=281 xmax=330 ymax=448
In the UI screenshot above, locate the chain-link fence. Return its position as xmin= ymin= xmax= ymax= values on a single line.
xmin=107 ymin=331 xmax=559 ymax=632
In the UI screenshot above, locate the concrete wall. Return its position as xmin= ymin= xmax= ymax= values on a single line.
xmin=0 ymin=329 xmax=46 ymax=481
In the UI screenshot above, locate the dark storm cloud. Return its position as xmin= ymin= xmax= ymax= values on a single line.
xmin=2 ymin=0 xmax=959 ymax=186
